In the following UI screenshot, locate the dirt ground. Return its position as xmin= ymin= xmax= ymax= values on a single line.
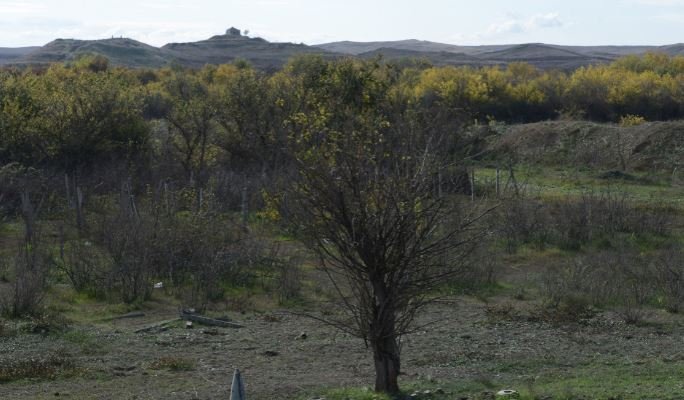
xmin=2 ymin=292 xmax=684 ymax=400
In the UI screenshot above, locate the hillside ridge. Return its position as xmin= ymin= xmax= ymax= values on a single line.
xmin=3 ymin=29 xmax=684 ymax=70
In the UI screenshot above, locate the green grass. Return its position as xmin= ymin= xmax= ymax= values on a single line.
xmin=519 ymin=360 xmax=684 ymax=400
xmin=59 ymin=329 xmax=107 ymax=355
xmin=476 ymin=166 xmax=684 ymax=209
xmin=304 ymin=359 xmax=684 ymax=400
xmin=441 ymin=280 xmax=507 ymax=299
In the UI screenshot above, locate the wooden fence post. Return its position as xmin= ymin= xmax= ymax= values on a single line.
xmin=470 ymin=168 xmax=475 ymax=202
xmin=495 ymin=166 xmax=500 ymax=198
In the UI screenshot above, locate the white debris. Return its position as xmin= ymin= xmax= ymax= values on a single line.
xmin=496 ymin=389 xmax=520 ymax=398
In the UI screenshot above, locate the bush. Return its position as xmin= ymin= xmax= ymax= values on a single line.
xmin=619 ymin=114 xmax=647 ymax=127
xmin=498 ymin=189 xmax=671 ymax=253
xmin=540 ymin=250 xmax=656 ymax=324
xmin=54 ymin=239 xmax=109 ymax=295
xmin=654 ymin=245 xmax=684 ymax=313
xmin=499 ymin=197 xmax=552 ymax=253
xmin=1 ymin=238 xmax=50 ymax=319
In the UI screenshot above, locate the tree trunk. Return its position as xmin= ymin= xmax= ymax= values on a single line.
xmin=371 ymin=335 xmax=401 ymax=394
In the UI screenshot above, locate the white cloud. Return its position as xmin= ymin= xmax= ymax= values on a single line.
xmin=652 ymin=12 xmax=684 ymax=23
xmin=0 ymin=17 xmax=226 ymax=47
xmin=0 ymin=1 xmax=46 ymax=15
xmin=632 ymin=0 xmax=684 ymax=5
xmin=486 ymin=13 xmax=563 ymax=36
xmin=450 ymin=12 xmax=564 ymax=44
xmin=137 ymin=2 xmax=196 ymax=10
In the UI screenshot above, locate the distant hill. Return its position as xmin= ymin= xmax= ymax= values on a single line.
xmin=161 ymin=29 xmax=333 ymax=70
xmin=660 ymin=44 xmax=684 ymax=56
xmin=0 ymin=47 xmax=39 ymax=65
xmin=317 ymin=40 xmax=684 ymax=70
xmin=314 ymin=40 xmax=512 ymax=56
xmin=20 ymin=38 xmax=170 ymax=68
xmin=473 ymin=43 xmax=612 ymax=70
xmin=3 ymin=29 xmax=684 ymax=70
xmin=358 ymin=47 xmax=491 ymax=67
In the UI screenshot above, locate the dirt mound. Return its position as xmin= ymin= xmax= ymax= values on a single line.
xmin=488 ymin=120 xmax=684 ymax=172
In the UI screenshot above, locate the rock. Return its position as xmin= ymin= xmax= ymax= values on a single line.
xmin=263 ymin=350 xmax=279 ymax=357
xmin=296 ymin=332 xmax=307 ymax=340
xmin=185 ymin=321 xmax=193 ymax=329
xmin=496 ymin=389 xmax=520 ymax=398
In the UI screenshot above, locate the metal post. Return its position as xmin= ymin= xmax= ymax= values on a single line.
xmin=230 ymin=368 xmax=245 ymax=400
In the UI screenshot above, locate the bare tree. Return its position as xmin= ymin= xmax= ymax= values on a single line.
xmin=0 ymin=165 xmax=49 ymax=317
xmin=286 ymin=125 xmax=491 ymax=393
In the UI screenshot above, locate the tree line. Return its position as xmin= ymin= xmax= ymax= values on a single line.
xmin=4 ymin=52 xmax=684 ymax=180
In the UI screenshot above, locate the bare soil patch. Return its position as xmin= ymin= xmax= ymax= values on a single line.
xmin=2 ymin=296 xmax=684 ymax=399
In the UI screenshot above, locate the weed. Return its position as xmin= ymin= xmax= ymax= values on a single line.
xmin=149 ymin=356 xmax=195 ymax=371
xmin=0 ymin=353 xmax=75 ymax=383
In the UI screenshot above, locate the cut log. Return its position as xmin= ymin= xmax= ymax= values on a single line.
xmin=179 ymin=312 xmax=243 ymax=328
xmin=111 ymin=311 xmax=146 ymax=320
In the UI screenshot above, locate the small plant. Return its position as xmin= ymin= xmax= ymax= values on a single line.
xmin=0 ymin=353 xmax=75 ymax=382
xmin=485 ymin=302 xmax=517 ymax=321
xmin=149 ymin=356 xmax=195 ymax=371
xmin=535 ymin=295 xmax=596 ymax=324
xmin=276 ymin=258 xmax=303 ymax=304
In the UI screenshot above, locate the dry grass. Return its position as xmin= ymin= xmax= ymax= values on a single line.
xmin=0 ymin=353 xmax=75 ymax=383
xmin=149 ymin=356 xmax=196 ymax=372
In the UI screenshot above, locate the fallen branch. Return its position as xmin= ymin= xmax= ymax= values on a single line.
xmin=180 ymin=312 xmax=243 ymax=328
xmin=105 ymin=311 xmax=146 ymax=321
xmin=134 ymin=318 xmax=179 ymax=333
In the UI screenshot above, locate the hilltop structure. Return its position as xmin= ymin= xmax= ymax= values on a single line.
xmin=226 ymin=27 xmax=241 ymax=36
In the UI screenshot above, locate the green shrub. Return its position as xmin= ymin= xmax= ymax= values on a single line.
xmin=619 ymin=114 xmax=646 ymax=127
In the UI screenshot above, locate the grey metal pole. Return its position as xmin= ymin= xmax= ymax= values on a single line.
xmin=230 ymin=368 xmax=246 ymax=400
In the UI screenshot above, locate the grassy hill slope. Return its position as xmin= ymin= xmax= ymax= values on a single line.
xmin=488 ymin=120 xmax=684 ymax=173
xmin=20 ymin=38 xmax=170 ymax=68
xmin=0 ymin=47 xmax=40 ymax=65
xmin=161 ymin=32 xmax=334 ymax=70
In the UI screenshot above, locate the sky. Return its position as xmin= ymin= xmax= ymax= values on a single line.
xmin=2 ymin=0 xmax=684 ymax=48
